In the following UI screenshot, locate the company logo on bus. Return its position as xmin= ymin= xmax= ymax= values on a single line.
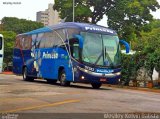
xmin=96 ymin=69 xmax=114 ymax=74
xmin=85 ymin=26 xmax=114 ymax=34
xmin=42 ymin=52 xmax=58 ymax=59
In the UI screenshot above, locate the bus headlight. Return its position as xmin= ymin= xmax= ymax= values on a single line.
xmin=81 ymin=76 xmax=85 ymax=80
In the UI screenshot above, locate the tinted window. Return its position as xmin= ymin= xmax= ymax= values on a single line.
xmin=31 ymin=34 xmax=38 ymax=49
xmin=44 ymin=32 xmax=55 ymax=48
xmin=15 ymin=36 xmax=23 ymax=49
xmin=54 ymin=31 xmax=63 ymax=46
xmin=55 ymin=29 xmax=66 ymax=41
xmin=15 ymin=36 xmax=32 ymax=50
xmin=22 ymin=36 xmax=32 ymax=50
xmin=37 ymin=33 xmax=44 ymax=48
xmin=38 ymin=32 xmax=61 ymax=48
xmin=67 ymin=28 xmax=80 ymax=39
xmin=37 ymin=31 xmax=63 ymax=48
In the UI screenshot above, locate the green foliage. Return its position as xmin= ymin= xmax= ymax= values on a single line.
xmin=107 ymin=0 xmax=160 ymax=40
xmin=121 ymin=26 xmax=160 ymax=84
xmin=54 ymin=0 xmax=159 ymax=41
xmin=54 ymin=0 xmax=92 ymax=22
xmin=142 ymin=27 xmax=160 ymax=74
xmin=1 ymin=17 xmax=44 ymax=34
xmin=121 ymin=54 xmax=136 ymax=85
xmin=0 ymin=17 xmax=44 ymax=66
xmin=0 ymin=31 xmax=16 ymax=65
xmin=53 ymin=0 xmax=116 ymax=23
xmin=121 ymin=52 xmax=145 ymax=85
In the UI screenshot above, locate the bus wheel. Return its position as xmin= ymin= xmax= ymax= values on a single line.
xmin=91 ymin=83 xmax=102 ymax=89
xmin=59 ymin=70 xmax=70 ymax=86
xmin=23 ymin=67 xmax=34 ymax=81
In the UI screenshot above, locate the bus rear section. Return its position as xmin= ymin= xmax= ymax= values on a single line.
xmin=0 ymin=34 xmax=4 ymax=73
xmin=13 ymin=30 xmax=73 ymax=84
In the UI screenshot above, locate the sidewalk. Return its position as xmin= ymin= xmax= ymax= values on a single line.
xmin=104 ymin=84 xmax=160 ymax=93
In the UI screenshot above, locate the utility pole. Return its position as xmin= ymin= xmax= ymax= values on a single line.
xmin=73 ymin=0 xmax=75 ymax=22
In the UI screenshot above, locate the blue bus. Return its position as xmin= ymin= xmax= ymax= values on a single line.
xmin=13 ymin=22 xmax=129 ymax=89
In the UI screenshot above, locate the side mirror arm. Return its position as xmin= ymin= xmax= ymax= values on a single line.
xmin=119 ymin=40 xmax=130 ymax=53
xmin=73 ymin=35 xmax=84 ymax=49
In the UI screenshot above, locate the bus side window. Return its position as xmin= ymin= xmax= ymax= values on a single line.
xmin=37 ymin=33 xmax=44 ymax=48
xmin=54 ymin=31 xmax=64 ymax=46
xmin=44 ymin=32 xmax=55 ymax=48
xmin=15 ymin=36 xmax=22 ymax=49
xmin=73 ymin=44 xmax=79 ymax=60
xmin=22 ymin=36 xmax=32 ymax=50
xmin=70 ymin=39 xmax=79 ymax=60
xmin=31 ymin=34 xmax=37 ymax=50
xmin=67 ymin=28 xmax=80 ymax=39
xmin=55 ymin=29 xmax=66 ymax=42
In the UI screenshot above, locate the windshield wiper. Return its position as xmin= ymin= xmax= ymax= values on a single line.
xmin=94 ymin=51 xmax=103 ymax=65
xmin=104 ymin=46 xmax=114 ymax=67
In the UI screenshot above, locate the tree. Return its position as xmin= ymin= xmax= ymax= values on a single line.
xmin=54 ymin=0 xmax=160 ymax=40
xmin=107 ymin=0 xmax=160 ymax=40
xmin=141 ymin=25 xmax=160 ymax=74
xmin=121 ymin=20 xmax=160 ymax=84
xmin=53 ymin=0 xmax=114 ymax=23
xmin=1 ymin=17 xmax=44 ymax=34
xmin=0 ymin=31 xmax=16 ymax=68
xmin=0 ymin=17 xmax=44 ymax=68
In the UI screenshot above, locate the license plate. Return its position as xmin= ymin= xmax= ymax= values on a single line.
xmin=100 ymin=78 xmax=106 ymax=82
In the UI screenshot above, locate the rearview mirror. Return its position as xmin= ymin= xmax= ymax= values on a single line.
xmin=119 ymin=40 xmax=130 ymax=53
xmin=73 ymin=35 xmax=84 ymax=49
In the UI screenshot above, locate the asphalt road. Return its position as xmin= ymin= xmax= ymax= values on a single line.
xmin=0 ymin=74 xmax=160 ymax=119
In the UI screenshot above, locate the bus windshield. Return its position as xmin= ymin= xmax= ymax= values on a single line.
xmin=81 ymin=32 xmax=121 ymax=67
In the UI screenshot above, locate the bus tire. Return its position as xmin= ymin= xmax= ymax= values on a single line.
xmin=23 ymin=67 xmax=34 ymax=81
xmin=91 ymin=83 xmax=102 ymax=89
xmin=59 ymin=70 xmax=70 ymax=86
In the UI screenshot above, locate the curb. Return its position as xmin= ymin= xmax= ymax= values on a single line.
xmin=103 ymin=84 xmax=160 ymax=93
xmin=1 ymin=72 xmax=14 ymax=75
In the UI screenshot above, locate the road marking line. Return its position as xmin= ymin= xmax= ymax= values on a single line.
xmin=0 ymin=99 xmax=80 ymax=113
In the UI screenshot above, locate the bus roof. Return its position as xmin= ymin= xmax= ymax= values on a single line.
xmin=20 ymin=22 xmax=117 ymax=36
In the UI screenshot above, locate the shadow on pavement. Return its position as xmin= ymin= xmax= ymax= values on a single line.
xmin=20 ymin=79 xmax=112 ymax=91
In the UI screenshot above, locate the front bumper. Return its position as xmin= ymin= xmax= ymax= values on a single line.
xmin=74 ymin=66 xmax=121 ymax=84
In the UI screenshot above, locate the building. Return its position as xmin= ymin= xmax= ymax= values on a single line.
xmin=36 ymin=4 xmax=60 ymax=26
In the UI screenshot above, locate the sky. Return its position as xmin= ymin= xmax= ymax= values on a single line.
xmin=0 ymin=0 xmax=160 ymax=27
xmin=0 ymin=0 xmax=54 ymax=20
